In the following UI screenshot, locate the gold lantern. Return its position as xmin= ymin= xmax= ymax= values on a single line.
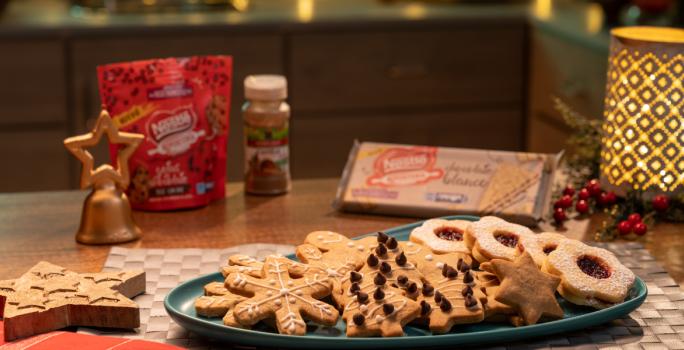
xmin=601 ymin=27 xmax=684 ymax=196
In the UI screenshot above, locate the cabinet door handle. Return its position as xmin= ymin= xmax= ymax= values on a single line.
xmin=386 ymin=63 xmax=429 ymax=80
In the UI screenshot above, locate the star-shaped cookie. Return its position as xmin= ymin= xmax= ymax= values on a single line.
xmin=489 ymin=252 xmax=563 ymax=325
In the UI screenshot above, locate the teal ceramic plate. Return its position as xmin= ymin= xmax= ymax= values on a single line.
xmin=165 ymin=215 xmax=647 ymax=349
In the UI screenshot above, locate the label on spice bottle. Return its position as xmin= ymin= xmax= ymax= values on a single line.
xmin=244 ymin=124 xmax=290 ymax=183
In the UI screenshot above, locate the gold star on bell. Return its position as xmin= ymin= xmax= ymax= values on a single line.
xmin=64 ymin=109 xmax=143 ymax=189
xmin=63 ymin=108 xmax=145 ymax=244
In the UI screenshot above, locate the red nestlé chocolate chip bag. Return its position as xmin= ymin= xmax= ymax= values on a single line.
xmin=97 ymin=56 xmax=232 ymax=211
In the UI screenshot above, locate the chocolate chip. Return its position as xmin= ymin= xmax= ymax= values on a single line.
xmin=463 ymin=271 xmax=474 ymax=284
xmin=397 ymin=275 xmax=408 ymax=285
xmin=420 ymin=300 xmax=431 ymax=316
xmin=457 ymin=258 xmax=464 ymax=271
xmin=350 ymin=271 xmax=362 ymax=283
xmin=375 ymin=244 xmax=387 ymax=256
xmin=382 ymin=303 xmax=394 ymax=315
xmin=465 ymin=295 xmax=478 ymax=308
xmin=445 ymin=266 xmax=458 ymax=279
xmin=440 ymin=298 xmax=452 ymax=311
xmin=373 ymin=287 xmax=385 ymax=300
xmin=367 ymin=254 xmax=379 ymax=267
xmin=461 ymin=285 xmax=473 ymax=297
xmin=350 ymin=282 xmax=360 ymax=294
xmin=377 ymin=231 xmax=389 ymax=243
xmin=353 ymin=313 xmax=365 ymax=326
xmin=458 ymin=260 xmax=470 ymax=272
xmin=380 ymin=262 xmax=392 ymax=274
xmin=471 ymin=260 xmax=480 ymax=270
xmin=434 ymin=291 xmax=443 ymax=303
xmin=422 ymin=283 xmax=434 ymax=296
xmin=386 ymin=237 xmax=398 ymax=249
xmin=395 ymin=252 xmax=407 ymax=266
xmin=442 ymin=263 xmax=449 ymax=277
xmin=357 ymin=291 xmax=369 ymax=303
xmin=374 ymin=273 xmax=386 ymax=286
xmin=406 ymin=282 xmax=418 ymax=294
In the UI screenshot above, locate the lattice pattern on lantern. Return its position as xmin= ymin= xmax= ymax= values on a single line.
xmin=600 ymin=27 xmax=684 ymax=193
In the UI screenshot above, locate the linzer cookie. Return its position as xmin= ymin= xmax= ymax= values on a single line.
xmin=465 ymin=216 xmax=544 ymax=266
xmin=409 ymin=219 xmax=470 ymax=254
xmin=98 ymin=56 xmax=232 ymax=210
xmin=542 ymin=240 xmax=635 ymax=309
xmin=334 ymin=142 xmax=559 ymax=226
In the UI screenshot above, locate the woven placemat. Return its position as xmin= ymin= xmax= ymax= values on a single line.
xmin=78 ymin=242 xmax=684 ymax=350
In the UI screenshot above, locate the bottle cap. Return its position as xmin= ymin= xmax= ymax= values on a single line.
xmin=244 ymin=75 xmax=287 ymax=100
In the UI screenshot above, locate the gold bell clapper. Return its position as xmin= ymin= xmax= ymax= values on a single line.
xmin=64 ymin=108 xmax=144 ymax=245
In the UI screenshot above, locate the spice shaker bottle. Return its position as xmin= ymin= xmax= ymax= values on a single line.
xmin=242 ymin=75 xmax=291 ymax=195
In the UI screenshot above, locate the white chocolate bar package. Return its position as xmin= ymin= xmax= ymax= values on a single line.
xmin=334 ymin=142 xmax=562 ymax=226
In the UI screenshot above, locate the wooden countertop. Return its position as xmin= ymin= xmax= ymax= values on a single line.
xmin=1 ymin=178 xmax=683 ymax=286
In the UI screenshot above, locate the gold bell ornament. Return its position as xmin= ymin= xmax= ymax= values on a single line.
xmin=64 ymin=108 xmax=144 ymax=244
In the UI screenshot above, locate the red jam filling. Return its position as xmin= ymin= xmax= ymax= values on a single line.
xmin=577 ymin=255 xmax=611 ymax=279
xmin=494 ymin=232 xmax=518 ymax=248
xmin=434 ymin=227 xmax=463 ymax=241
xmin=543 ymin=245 xmax=557 ymax=255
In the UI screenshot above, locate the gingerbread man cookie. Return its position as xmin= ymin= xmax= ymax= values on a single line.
xmin=409 ymin=219 xmax=471 ymax=254
xmin=542 ymin=240 xmax=635 ymax=309
xmin=225 ymin=256 xmax=339 ymax=335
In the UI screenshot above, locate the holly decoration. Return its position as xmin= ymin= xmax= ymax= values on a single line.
xmin=549 ymin=98 xmax=684 ymax=240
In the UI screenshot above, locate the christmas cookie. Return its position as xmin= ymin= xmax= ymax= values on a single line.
xmin=225 ymin=256 xmax=339 ymax=335
xmin=195 ymin=282 xmax=247 ymax=317
xmin=465 ymin=216 xmax=543 ymax=266
xmin=296 ymin=242 xmax=365 ymax=307
xmin=341 ymin=265 xmax=421 ymax=337
xmin=488 ymin=252 xmax=564 ymax=325
xmin=542 ymin=240 xmax=635 ymax=309
xmin=409 ymin=219 xmax=471 ymax=254
xmin=474 ymin=269 xmax=517 ymax=321
xmin=416 ymin=257 xmax=485 ymax=333
xmin=354 ymin=233 xmax=425 ymax=295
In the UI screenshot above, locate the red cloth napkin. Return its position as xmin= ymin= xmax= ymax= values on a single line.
xmin=0 ymin=321 xmax=183 ymax=350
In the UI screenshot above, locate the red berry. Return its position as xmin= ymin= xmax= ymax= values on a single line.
xmin=575 ymin=199 xmax=589 ymax=214
xmin=599 ymin=191 xmax=617 ymax=206
xmin=578 ymin=188 xmax=590 ymax=200
xmin=587 ymin=183 xmax=602 ymax=198
xmin=586 ymin=179 xmax=600 ymax=187
xmin=628 ymin=213 xmax=642 ymax=224
xmin=617 ymin=220 xmax=633 ymax=235
xmin=633 ymin=222 xmax=648 ymax=236
xmin=563 ymin=185 xmax=575 ymax=197
xmin=653 ymin=195 xmax=670 ymax=212
xmin=556 ymin=195 xmax=573 ymax=209
xmin=553 ymin=208 xmax=567 ymax=224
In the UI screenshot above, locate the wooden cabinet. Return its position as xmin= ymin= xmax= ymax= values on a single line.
xmin=290 ymin=27 xmax=525 ymax=111
xmin=0 ymin=21 xmax=530 ymax=191
xmin=527 ymin=30 xmax=608 ymax=153
xmin=0 ymin=129 xmax=70 ymax=192
xmin=0 ymin=40 xmax=67 ymax=125
xmin=69 ymin=34 xmax=284 ymax=183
